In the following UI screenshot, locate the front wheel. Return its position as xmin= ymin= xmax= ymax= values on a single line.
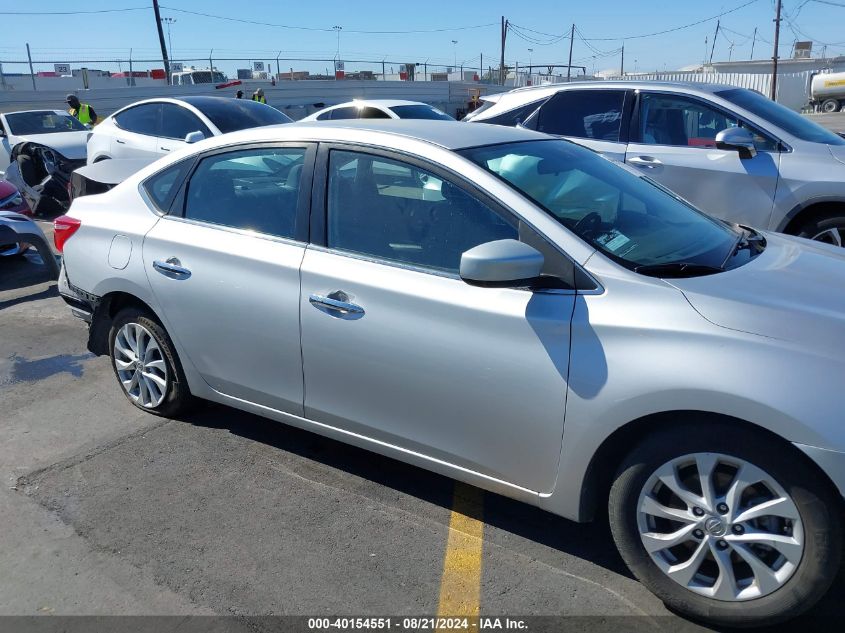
xmin=796 ymin=212 xmax=845 ymax=248
xmin=109 ymin=308 xmax=193 ymax=417
xmin=608 ymin=423 xmax=842 ymax=627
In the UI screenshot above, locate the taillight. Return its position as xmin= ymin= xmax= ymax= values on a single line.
xmin=53 ymin=215 xmax=82 ymax=253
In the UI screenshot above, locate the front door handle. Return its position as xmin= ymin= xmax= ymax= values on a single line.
xmin=309 ymin=291 xmax=365 ymax=317
xmin=628 ymin=155 xmax=663 ymax=168
xmin=153 ymin=257 xmax=191 ymax=279
xmin=115 ymin=139 xmax=126 ymax=144
xmin=160 ymin=147 xmax=171 ymax=152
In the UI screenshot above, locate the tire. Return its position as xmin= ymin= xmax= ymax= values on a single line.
xmin=795 ymin=212 xmax=845 ymax=248
xmin=108 ymin=307 xmax=193 ymax=417
xmin=608 ymin=422 xmax=842 ymax=627
xmin=821 ymin=98 xmax=841 ymax=113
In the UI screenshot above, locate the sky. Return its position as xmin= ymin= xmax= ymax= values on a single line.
xmin=1 ymin=0 xmax=843 ymax=78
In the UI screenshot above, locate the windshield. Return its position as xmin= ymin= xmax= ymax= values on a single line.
xmin=718 ymin=88 xmax=845 ymax=145
xmin=5 ymin=111 xmax=87 ymax=135
xmin=390 ymin=105 xmax=453 ymax=120
xmin=194 ymin=100 xmax=292 ymax=133
xmin=460 ymin=140 xmax=743 ymax=273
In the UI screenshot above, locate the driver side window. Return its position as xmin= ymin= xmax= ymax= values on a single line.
xmin=326 ymin=150 xmax=518 ymax=273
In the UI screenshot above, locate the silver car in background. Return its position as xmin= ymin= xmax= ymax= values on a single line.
xmin=56 ymin=120 xmax=845 ymax=627
xmin=466 ymin=81 xmax=845 ymax=246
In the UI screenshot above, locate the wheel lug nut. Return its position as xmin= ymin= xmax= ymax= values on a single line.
xmin=732 ymin=524 xmax=744 ymax=534
xmin=717 ymin=540 xmax=728 ymax=550
xmin=693 ymin=507 xmax=705 ymax=517
xmin=717 ymin=503 xmax=729 ymax=514
xmin=693 ymin=529 xmax=704 ymax=539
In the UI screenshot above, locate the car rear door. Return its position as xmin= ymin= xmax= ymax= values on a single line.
xmin=624 ymin=91 xmax=781 ymax=228
xmin=158 ymin=103 xmax=213 ymax=154
xmin=525 ymin=89 xmax=631 ymax=161
xmin=298 ymin=145 xmax=575 ymax=493
xmin=110 ymin=103 xmax=162 ymax=159
xmin=143 ymin=142 xmax=315 ymax=414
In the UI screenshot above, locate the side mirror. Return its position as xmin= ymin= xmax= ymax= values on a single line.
xmin=460 ymin=239 xmax=544 ymax=288
xmin=715 ymin=127 xmax=757 ymax=159
xmin=184 ymin=130 xmax=205 ymax=144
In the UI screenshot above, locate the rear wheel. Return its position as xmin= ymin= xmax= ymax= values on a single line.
xmin=609 ymin=424 xmax=842 ymax=627
xmin=796 ymin=212 xmax=845 ymax=248
xmin=109 ymin=308 xmax=193 ymax=417
xmin=821 ymin=98 xmax=841 ymax=113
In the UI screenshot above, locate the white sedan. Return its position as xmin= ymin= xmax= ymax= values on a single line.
xmin=301 ymin=99 xmax=453 ymax=122
xmin=0 ymin=109 xmax=88 ymax=175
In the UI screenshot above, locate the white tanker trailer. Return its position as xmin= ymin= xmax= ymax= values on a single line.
xmin=810 ymin=72 xmax=845 ymax=112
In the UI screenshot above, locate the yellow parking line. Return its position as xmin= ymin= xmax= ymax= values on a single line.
xmin=436 ymin=481 xmax=484 ymax=622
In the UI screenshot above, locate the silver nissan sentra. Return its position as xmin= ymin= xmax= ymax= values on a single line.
xmin=56 ymin=120 xmax=845 ymax=626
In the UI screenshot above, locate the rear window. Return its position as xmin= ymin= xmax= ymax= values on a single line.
xmin=143 ymin=160 xmax=192 ymax=212
xmin=194 ymin=100 xmax=292 ymax=134
xmin=390 ymin=105 xmax=453 ymax=120
xmin=481 ymin=99 xmax=547 ymax=126
xmin=717 ymin=88 xmax=845 ymax=145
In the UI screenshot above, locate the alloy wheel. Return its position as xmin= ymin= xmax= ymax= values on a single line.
xmin=811 ymin=227 xmax=844 ymax=247
xmin=636 ymin=452 xmax=803 ymax=601
xmin=113 ymin=322 xmax=169 ymax=409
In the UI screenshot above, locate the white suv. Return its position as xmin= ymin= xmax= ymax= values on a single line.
xmin=467 ymin=82 xmax=845 ymax=246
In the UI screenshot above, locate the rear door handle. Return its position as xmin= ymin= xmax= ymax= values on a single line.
xmin=160 ymin=147 xmax=171 ymax=152
xmin=628 ymin=156 xmax=663 ymax=168
xmin=153 ymin=257 xmax=191 ymax=279
xmin=115 ymin=139 xmax=125 ymax=144
xmin=309 ymin=292 xmax=365 ymax=317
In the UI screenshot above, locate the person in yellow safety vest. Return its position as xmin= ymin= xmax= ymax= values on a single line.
xmin=66 ymin=95 xmax=98 ymax=126
xmin=251 ymin=88 xmax=266 ymax=104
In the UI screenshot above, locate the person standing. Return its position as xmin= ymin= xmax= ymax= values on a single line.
xmin=251 ymin=88 xmax=266 ymax=104
xmin=236 ymin=90 xmax=244 ymax=99
xmin=66 ymin=94 xmax=98 ymax=126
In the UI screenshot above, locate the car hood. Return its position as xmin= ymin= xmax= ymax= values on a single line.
xmin=668 ymin=233 xmax=845 ymax=352
xmin=10 ymin=131 xmax=88 ymax=160
xmin=829 ymin=143 xmax=845 ymax=166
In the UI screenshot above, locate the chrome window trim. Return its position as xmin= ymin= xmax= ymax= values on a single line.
xmin=158 ymin=213 xmax=307 ymax=247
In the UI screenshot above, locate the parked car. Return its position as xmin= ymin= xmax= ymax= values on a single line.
xmin=0 ymin=209 xmax=58 ymax=278
xmin=1 ymin=110 xmax=89 ymax=214
xmin=86 ymin=96 xmax=293 ymax=164
xmin=0 ymin=180 xmax=33 ymax=257
xmin=466 ymin=81 xmax=845 ymax=247
xmin=301 ymin=99 xmax=453 ymax=121
xmin=56 ymin=120 xmax=845 ymax=627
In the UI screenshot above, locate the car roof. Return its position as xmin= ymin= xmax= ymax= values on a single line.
xmin=489 ymin=80 xmax=737 ymax=101
xmin=195 ymin=119 xmax=550 ymax=151
xmin=323 ymin=99 xmax=434 ymax=109
xmin=3 ymin=109 xmax=71 ymax=116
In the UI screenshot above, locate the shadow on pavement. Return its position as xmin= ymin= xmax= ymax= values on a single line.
xmin=181 ymin=403 xmax=845 ymax=627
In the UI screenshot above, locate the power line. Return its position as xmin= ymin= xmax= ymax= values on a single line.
xmin=158 ymin=6 xmax=497 ymax=34
xmin=0 ymin=7 xmax=148 ymax=15
xmin=578 ymin=0 xmax=761 ymax=40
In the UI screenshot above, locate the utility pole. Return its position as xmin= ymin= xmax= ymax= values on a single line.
xmin=152 ymin=0 xmax=170 ymax=85
xmin=566 ymin=23 xmax=575 ymax=82
xmin=25 ymin=43 xmax=36 ymax=91
xmin=771 ymin=0 xmax=782 ymax=100
xmin=750 ymin=27 xmax=757 ymax=60
xmin=709 ymin=19 xmax=720 ymax=64
xmin=620 ymin=43 xmax=625 ymax=77
xmin=499 ymin=16 xmax=507 ymax=86
xmin=480 ymin=53 xmax=483 ymax=81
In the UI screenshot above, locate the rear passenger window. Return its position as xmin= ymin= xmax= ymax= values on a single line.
xmin=183 ymin=147 xmax=306 ymax=238
xmin=328 ymin=107 xmax=357 ymax=120
xmin=114 ymin=103 xmax=161 ymax=136
xmin=537 ymin=90 xmax=625 ymax=141
xmin=143 ymin=160 xmax=192 ymax=212
xmin=327 ymin=150 xmax=517 ymax=273
xmin=484 ymin=99 xmax=547 ymax=126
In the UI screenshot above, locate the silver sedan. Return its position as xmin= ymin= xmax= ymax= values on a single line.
xmin=56 ymin=120 xmax=845 ymax=627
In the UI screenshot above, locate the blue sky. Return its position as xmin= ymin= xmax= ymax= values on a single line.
xmin=2 ymin=0 xmax=843 ymax=77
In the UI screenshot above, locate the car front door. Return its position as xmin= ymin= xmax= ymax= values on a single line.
xmin=158 ymin=103 xmax=213 ymax=154
xmin=527 ymin=89 xmax=631 ymax=161
xmin=111 ymin=103 xmax=162 ymax=159
xmin=143 ymin=143 xmax=314 ymax=414
xmin=625 ymin=92 xmax=781 ymax=228
xmin=299 ymin=146 xmax=575 ymax=492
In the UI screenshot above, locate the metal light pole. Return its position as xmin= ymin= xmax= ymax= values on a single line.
xmin=160 ymin=17 xmax=176 ymax=61
xmin=333 ymin=25 xmax=342 ymax=80
xmin=452 ymin=40 xmax=458 ymax=70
